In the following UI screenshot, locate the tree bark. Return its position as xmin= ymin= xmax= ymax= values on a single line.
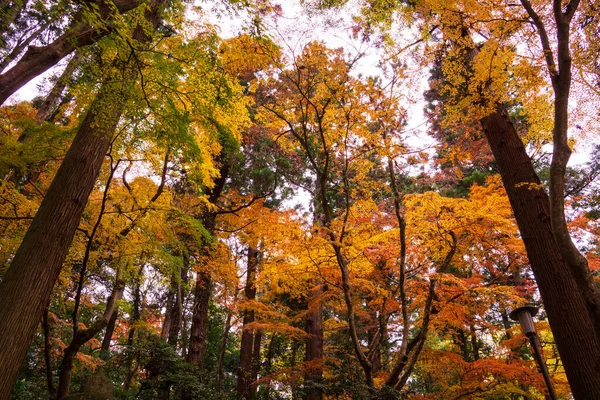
xmin=237 ymin=245 xmax=260 ymax=400
xmin=217 ymin=309 xmax=233 ymax=393
xmin=123 ymin=265 xmax=144 ymax=391
xmin=0 ymin=81 xmax=125 ymax=399
xmin=480 ymin=105 xmax=600 ymax=398
xmin=186 ymin=270 xmax=212 ymax=375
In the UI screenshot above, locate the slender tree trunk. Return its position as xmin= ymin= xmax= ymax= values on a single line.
xmin=100 ymin=285 xmax=125 ymax=359
xmin=123 ymin=266 xmax=144 ymax=391
xmin=250 ymin=329 xmax=262 ymax=396
xmin=304 ymin=284 xmax=323 ymax=400
xmin=0 ymin=22 xmax=49 ymax=73
xmin=217 ymin=309 xmax=233 ymax=393
xmin=480 ymin=105 xmax=600 ymax=398
xmin=168 ymin=265 xmax=184 ymax=347
xmin=264 ymin=334 xmax=277 ymax=398
xmin=43 ymin=308 xmax=55 ymax=398
xmin=237 ymin=246 xmax=260 ymax=400
xmin=161 ymin=289 xmax=175 ymax=341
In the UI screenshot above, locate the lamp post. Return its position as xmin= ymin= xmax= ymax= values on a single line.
xmin=509 ymin=306 xmax=557 ymax=400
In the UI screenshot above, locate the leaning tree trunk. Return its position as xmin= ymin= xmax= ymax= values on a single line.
xmin=0 ymin=0 xmax=166 ymax=396
xmin=480 ymin=105 xmax=600 ymax=398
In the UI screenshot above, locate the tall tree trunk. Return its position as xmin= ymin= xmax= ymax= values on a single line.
xmin=100 ymin=285 xmax=125 ymax=359
xmin=161 ymin=289 xmax=175 ymax=341
xmin=237 ymin=245 xmax=260 ymax=400
xmin=304 ymin=284 xmax=323 ymax=400
xmin=186 ymin=270 xmax=212 ymax=376
xmin=480 ymin=105 xmax=600 ymax=397
xmin=250 ymin=329 xmax=262 ymax=396
xmin=0 ymin=80 xmax=126 ymax=399
xmin=0 ymin=1 xmax=166 ymax=395
xmin=168 ymin=265 xmax=185 ymax=347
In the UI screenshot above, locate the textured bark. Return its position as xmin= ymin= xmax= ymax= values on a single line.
xmin=0 ymin=0 xmax=144 ymax=105
xmin=519 ymin=0 xmax=600 ymax=345
xmin=237 ymin=246 xmax=260 ymax=400
xmin=304 ymin=285 xmax=323 ymax=400
xmin=480 ymin=106 xmax=600 ymax=398
xmin=186 ymin=270 xmax=212 ymax=374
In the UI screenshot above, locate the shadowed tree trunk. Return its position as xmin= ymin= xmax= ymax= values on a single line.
xmin=186 ymin=270 xmax=212 ymax=375
xmin=43 ymin=308 xmax=55 ymax=398
xmin=480 ymin=105 xmax=600 ymax=397
xmin=237 ymin=245 xmax=260 ymax=400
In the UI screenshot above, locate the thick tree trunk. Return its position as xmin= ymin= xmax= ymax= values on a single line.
xmin=304 ymin=284 xmax=323 ymax=400
xmin=237 ymin=245 xmax=260 ymax=400
xmin=186 ymin=270 xmax=212 ymax=375
xmin=480 ymin=106 xmax=600 ymax=398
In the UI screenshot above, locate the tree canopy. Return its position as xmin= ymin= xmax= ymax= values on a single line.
xmin=0 ymin=0 xmax=599 ymax=399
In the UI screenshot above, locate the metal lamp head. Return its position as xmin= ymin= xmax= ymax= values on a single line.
xmin=509 ymin=305 xmax=539 ymax=335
